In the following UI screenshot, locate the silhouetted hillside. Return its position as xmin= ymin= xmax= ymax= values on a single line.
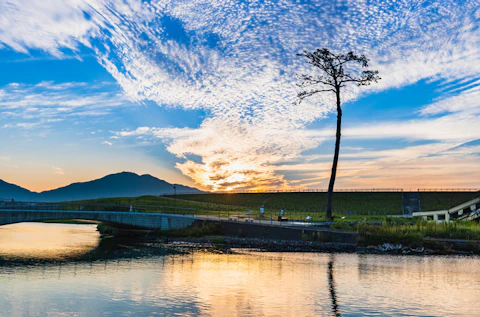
xmin=0 ymin=179 xmax=38 ymax=201
xmin=0 ymin=172 xmax=200 ymax=202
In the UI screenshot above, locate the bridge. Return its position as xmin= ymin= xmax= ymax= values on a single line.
xmin=0 ymin=209 xmax=195 ymax=230
xmin=413 ymin=196 xmax=480 ymax=223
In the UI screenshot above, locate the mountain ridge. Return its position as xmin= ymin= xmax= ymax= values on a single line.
xmin=0 ymin=171 xmax=201 ymax=202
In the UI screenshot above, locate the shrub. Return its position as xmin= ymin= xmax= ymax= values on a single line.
xmin=156 ymin=222 xmax=222 ymax=238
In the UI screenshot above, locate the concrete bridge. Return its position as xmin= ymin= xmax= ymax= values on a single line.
xmin=0 ymin=210 xmax=195 ymax=230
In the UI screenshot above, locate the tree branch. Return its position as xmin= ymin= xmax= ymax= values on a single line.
xmin=297 ymin=88 xmax=335 ymax=102
xmin=340 ymin=70 xmax=380 ymax=86
xmin=297 ymin=74 xmax=336 ymax=87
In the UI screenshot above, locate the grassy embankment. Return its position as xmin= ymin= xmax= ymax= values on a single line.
xmin=66 ymin=196 xmax=249 ymax=218
xmin=356 ymin=220 xmax=480 ymax=245
xmin=167 ymin=192 xmax=480 ymax=246
xmin=78 ymin=192 xmax=480 ymax=245
xmin=165 ymin=191 xmax=480 ymax=220
xmin=71 ymin=191 xmax=479 ymax=221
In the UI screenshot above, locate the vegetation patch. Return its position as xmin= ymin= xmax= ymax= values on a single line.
xmin=155 ymin=222 xmax=222 ymax=238
xmin=166 ymin=192 xmax=403 ymax=216
xmin=357 ymin=220 xmax=480 ymax=247
xmin=209 ymin=237 xmax=226 ymax=244
xmin=97 ymin=224 xmax=119 ymax=235
xmin=68 ymin=195 xmax=248 ymax=216
xmin=163 ymin=192 xmax=479 ymax=219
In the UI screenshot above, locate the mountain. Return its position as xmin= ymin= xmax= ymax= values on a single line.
xmin=0 ymin=179 xmax=38 ymax=201
xmin=0 ymin=172 xmax=201 ymax=202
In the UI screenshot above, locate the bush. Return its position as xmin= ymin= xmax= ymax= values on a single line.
xmin=357 ymin=220 xmax=480 ymax=247
xmin=210 ymin=237 xmax=225 ymax=244
xmin=97 ymin=224 xmax=119 ymax=235
xmin=156 ymin=222 xmax=222 ymax=238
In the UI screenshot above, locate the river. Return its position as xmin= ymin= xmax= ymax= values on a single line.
xmin=0 ymin=223 xmax=479 ymax=317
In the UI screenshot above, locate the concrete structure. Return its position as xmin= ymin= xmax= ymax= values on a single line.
xmin=200 ymin=219 xmax=358 ymax=244
xmin=402 ymin=192 xmax=421 ymax=215
xmin=413 ymin=197 xmax=480 ymax=223
xmin=0 ymin=210 xmax=195 ymax=230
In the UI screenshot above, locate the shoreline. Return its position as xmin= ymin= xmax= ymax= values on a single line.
xmin=155 ymin=235 xmax=480 ymax=256
xmin=31 ymin=221 xmax=480 ymax=256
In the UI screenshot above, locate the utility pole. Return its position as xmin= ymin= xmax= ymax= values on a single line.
xmin=173 ymin=185 xmax=176 ymax=210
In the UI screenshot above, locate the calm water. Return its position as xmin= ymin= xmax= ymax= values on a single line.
xmin=0 ymin=223 xmax=479 ymax=317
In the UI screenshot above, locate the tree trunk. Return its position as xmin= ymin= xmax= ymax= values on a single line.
xmin=326 ymin=89 xmax=342 ymax=220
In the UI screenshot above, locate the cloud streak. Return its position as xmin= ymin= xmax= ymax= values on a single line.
xmin=1 ymin=0 xmax=479 ymax=190
xmin=0 ymin=81 xmax=131 ymax=127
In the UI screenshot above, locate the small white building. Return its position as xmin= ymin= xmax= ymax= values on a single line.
xmin=413 ymin=197 xmax=480 ymax=223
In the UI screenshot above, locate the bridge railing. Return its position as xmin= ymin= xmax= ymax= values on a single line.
xmin=0 ymin=201 xmax=197 ymax=214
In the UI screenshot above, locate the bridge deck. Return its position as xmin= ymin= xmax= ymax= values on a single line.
xmin=0 ymin=210 xmax=195 ymax=230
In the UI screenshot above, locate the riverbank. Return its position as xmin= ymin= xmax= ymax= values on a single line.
xmin=157 ymin=235 xmax=480 ymax=256
xmin=96 ymin=220 xmax=480 ymax=255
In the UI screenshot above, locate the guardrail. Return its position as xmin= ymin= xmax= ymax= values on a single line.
xmin=0 ymin=201 xmax=196 ymax=213
xmin=161 ymin=188 xmax=480 ymax=195
xmin=159 ymin=188 xmax=405 ymax=195
xmin=417 ymin=188 xmax=480 ymax=192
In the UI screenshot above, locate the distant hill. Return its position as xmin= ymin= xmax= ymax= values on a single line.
xmin=0 ymin=179 xmax=38 ymax=201
xmin=0 ymin=172 xmax=201 ymax=202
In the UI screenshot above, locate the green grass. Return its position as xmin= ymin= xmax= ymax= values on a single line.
xmin=357 ymin=220 xmax=480 ymax=246
xmin=97 ymin=223 xmax=120 ymax=235
xmin=155 ymin=222 xmax=222 ymax=237
xmin=66 ymin=192 xmax=479 ymax=221
xmin=67 ymin=195 xmax=248 ymax=216
xmin=166 ymin=192 xmax=403 ymax=216
xmin=209 ymin=237 xmax=226 ymax=244
xmin=164 ymin=191 xmax=479 ymax=217
xmin=419 ymin=192 xmax=480 ymax=210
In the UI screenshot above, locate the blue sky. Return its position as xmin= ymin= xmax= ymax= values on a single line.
xmin=0 ymin=0 xmax=479 ymax=192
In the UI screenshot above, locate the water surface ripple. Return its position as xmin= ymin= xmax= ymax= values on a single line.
xmin=0 ymin=223 xmax=479 ymax=316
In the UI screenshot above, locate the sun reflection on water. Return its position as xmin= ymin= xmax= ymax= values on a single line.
xmin=0 ymin=222 xmax=100 ymax=260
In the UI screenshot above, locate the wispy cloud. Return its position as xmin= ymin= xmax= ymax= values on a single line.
xmin=0 ymin=0 xmax=98 ymax=57
xmin=0 ymin=81 xmax=132 ymax=127
xmin=420 ymin=85 xmax=480 ymax=116
xmin=52 ymin=166 xmax=64 ymax=175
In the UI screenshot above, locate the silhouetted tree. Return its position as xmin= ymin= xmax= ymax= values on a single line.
xmin=297 ymin=49 xmax=380 ymax=220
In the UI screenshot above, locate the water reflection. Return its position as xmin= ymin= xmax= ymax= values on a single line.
xmin=328 ymin=255 xmax=341 ymax=317
xmin=0 ymin=223 xmax=100 ymax=261
xmin=0 ymin=223 xmax=177 ymax=266
xmin=1 ymin=224 xmax=480 ymax=316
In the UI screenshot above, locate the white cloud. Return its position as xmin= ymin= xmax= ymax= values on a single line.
xmin=341 ymin=114 xmax=480 ymax=142
xmin=0 ymin=81 xmax=132 ymax=126
xmin=114 ymin=119 xmax=324 ymax=190
xmin=0 ymin=0 xmax=98 ymax=57
xmin=52 ymin=166 xmax=64 ymax=175
xmin=275 ymin=141 xmax=480 ymax=190
xmin=1 ymin=0 xmax=480 ymax=189
xmin=3 ymin=122 xmax=40 ymax=129
xmin=420 ymin=85 xmax=480 ymax=116
xmin=102 ymin=141 xmax=113 ymax=146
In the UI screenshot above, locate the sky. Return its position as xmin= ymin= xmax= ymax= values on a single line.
xmin=0 ymin=0 xmax=479 ymax=192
